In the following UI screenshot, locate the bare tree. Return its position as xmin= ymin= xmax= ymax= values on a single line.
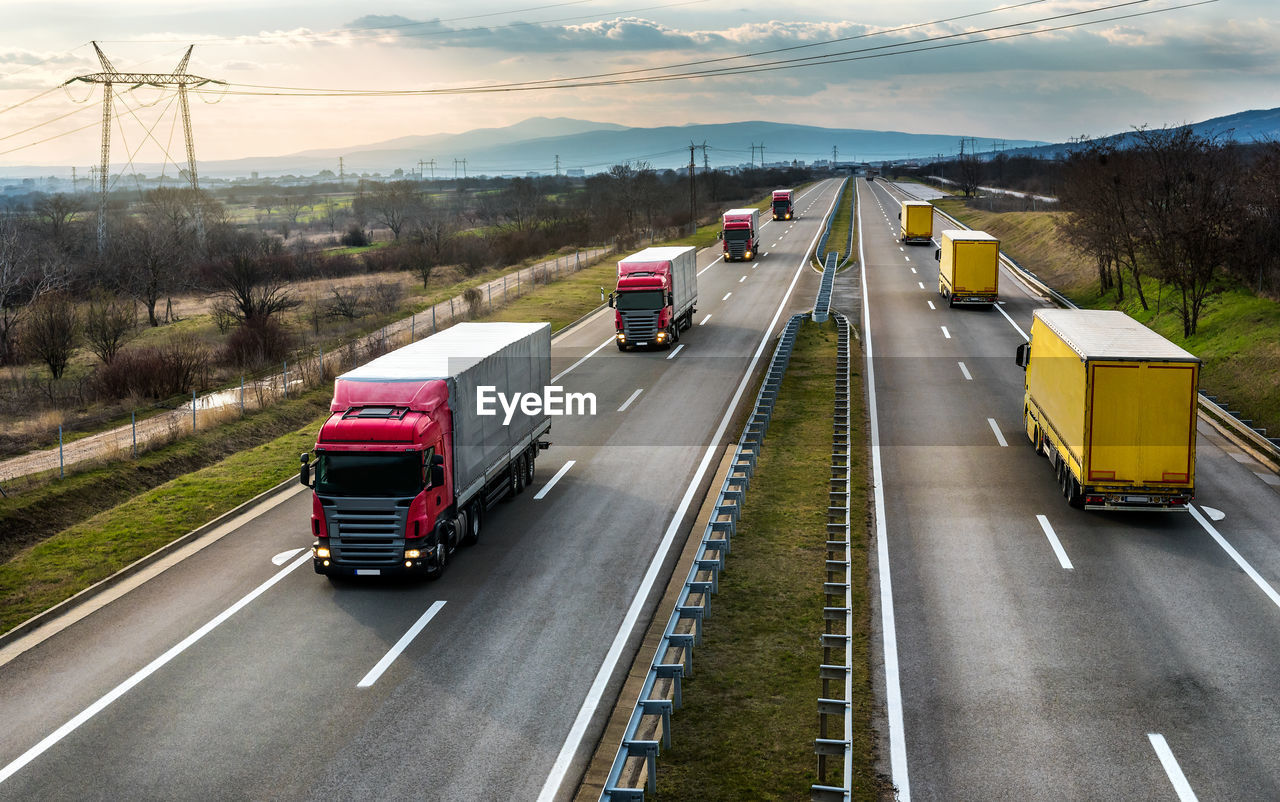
xmin=0 ymin=216 xmax=66 ymax=364
xmin=26 ymin=290 xmax=79 ymax=379
xmin=325 ymin=286 xmax=365 ymax=320
xmin=358 ymin=180 xmax=424 ymax=240
xmin=32 ymin=193 xmax=81 ymax=249
xmin=211 ymin=253 xmax=302 ymax=325
xmin=84 ymin=291 xmax=138 ymax=364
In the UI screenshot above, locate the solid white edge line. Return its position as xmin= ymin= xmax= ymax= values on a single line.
xmin=535 ymin=177 xmax=843 ymax=802
xmin=665 ymin=343 xmax=684 ymax=360
xmin=357 ymin=600 xmax=447 ymax=688
xmin=1190 ymin=504 xmax=1280 ymax=611
xmin=1035 ymin=514 xmax=1073 ymax=570
xmin=617 ymin=388 xmax=643 ymax=413
xmin=958 ymin=362 xmax=972 ymax=381
xmin=0 ymin=553 xmax=312 ymax=786
xmin=697 ymin=255 xmax=723 ymax=276
xmin=533 ymin=459 xmax=575 ymax=501
xmin=550 ymin=337 xmax=612 ymax=385
xmin=1148 ymin=733 xmax=1199 ymax=802
xmin=859 ymin=178 xmax=912 ymax=799
xmin=940 ymin=326 xmax=951 ymax=339
xmin=995 ymin=303 xmax=1030 ymax=340
xmin=987 ymin=417 xmax=1008 ymax=447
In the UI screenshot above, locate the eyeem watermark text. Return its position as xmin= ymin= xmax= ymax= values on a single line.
xmin=476 ymin=386 xmax=597 ymax=425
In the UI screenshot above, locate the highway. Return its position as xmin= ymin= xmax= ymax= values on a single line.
xmin=0 ymin=180 xmax=839 ymax=800
xmin=859 ymin=178 xmax=1280 ymax=799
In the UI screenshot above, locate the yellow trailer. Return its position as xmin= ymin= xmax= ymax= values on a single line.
xmin=1015 ymin=309 xmax=1199 ymax=511
xmin=898 ymin=201 xmax=933 ymax=243
xmin=936 ymin=230 xmax=999 ymax=307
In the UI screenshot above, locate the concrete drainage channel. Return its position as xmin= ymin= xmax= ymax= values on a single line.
xmin=601 ymin=256 xmax=860 ymax=798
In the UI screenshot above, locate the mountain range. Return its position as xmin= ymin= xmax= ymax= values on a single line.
xmin=5 ymin=107 xmax=1280 ymax=180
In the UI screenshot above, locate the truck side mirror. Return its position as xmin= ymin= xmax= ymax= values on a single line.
xmin=1015 ymin=342 xmax=1030 ymax=370
xmin=934 ymin=248 xmax=941 ymax=261
xmin=430 ymin=453 xmax=445 ymax=488
xmin=897 ymin=211 xmax=901 ymax=219
xmin=607 ymin=293 xmax=615 ymax=309
xmin=668 ymin=292 xmax=674 ymax=306
xmin=299 ymin=453 xmax=312 ymax=488
xmin=717 ymin=231 xmax=723 ymax=241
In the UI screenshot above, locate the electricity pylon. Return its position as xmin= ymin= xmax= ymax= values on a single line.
xmin=65 ymin=42 xmax=223 ymax=253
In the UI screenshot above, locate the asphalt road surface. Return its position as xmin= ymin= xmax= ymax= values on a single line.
xmin=0 ymin=180 xmax=840 ymax=801
xmin=859 ymin=177 xmax=1280 ymax=800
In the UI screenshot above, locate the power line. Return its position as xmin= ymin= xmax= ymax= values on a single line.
xmin=185 ymin=0 xmax=1214 ymax=98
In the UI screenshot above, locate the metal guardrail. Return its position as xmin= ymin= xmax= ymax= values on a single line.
xmin=810 ymin=311 xmax=854 ymax=802
xmin=813 ymin=253 xmax=837 ymax=323
xmin=600 ymin=312 xmax=808 ymax=801
xmin=890 ymin=181 xmax=1280 ymax=469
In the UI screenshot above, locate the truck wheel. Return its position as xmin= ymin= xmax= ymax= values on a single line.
xmin=669 ymin=324 xmax=679 ymax=344
xmin=460 ymin=502 xmax=482 ymax=547
xmin=1067 ymin=477 xmax=1084 ymax=509
xmin=509 ymin=455 xmax=523 ymax=497
xmin=426 ymin=522 xmax=450 ymax=580
xmin=524 ymin=448 xmax=536 ymax=486
xmin=615 ymin=341 xmax=627 ymax=352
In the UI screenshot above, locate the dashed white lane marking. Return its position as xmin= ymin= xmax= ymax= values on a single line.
xmin=910 ymin=268 xmax=917 ymax=274
xmin=1148 ymin=733 xmax=1198 ymax=802
xmin=665 ymin=344 xmax=684 ymax=360
xmin=927 ymin=301 xmax=935 ymax=310
xmin=534 ymin=460 xmax=576 ymax=500
xmin=1036 ymin=514 xmax=1073 ymax=570
xmin=722 ymin=292 xmax=732 ymax=301
xmin=987 ymin=417 xmax=1008 ymax=446
xmin=739 ymin=275 xmax=747 ymax=283
xmin=617 ymin=388 xmax=643 ymax=412
xmin=958 ymin=362 xmax=972 ymax=380
xmin=699 ymin=314 xmax=712 ymax=326
xmin=358 ymin=601 xmax=447 ymax=687
xmin=940 ymin=326 xmax=951 ymax=339
xmin=917 ymin=282 xmax=925 ymax=290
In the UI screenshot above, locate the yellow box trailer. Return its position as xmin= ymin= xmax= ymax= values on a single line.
xmin=1015 ymin=309 xmax=1199 ymax=511
xmin=898 ymin=201 xmax=933 ymax=243
xmin=936 ymin=230 xmax=999 ymax=307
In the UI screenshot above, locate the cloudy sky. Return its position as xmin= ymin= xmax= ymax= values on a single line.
xmin=0 ymin=0 xmax=1273 ymax=171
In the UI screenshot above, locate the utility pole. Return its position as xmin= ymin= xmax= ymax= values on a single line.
xmin=418 ymin=159 xmax=427 ymax=180
xmin=65 ymin=41 xmax=223 ymax=254
xmin=71 ymin=166 xmax=77 ymax=194
xmin=339 ymin=156 xmax=345 ymax=186
xmin=688 ymin=143 xmax=697 ymax=234
xmin=554 ymin=154 xmax=561 ymax=176
xmin=454 ymin=158 xmax=461 ymax=180
xmin=832 ymin=145 xmax=838 ymax=166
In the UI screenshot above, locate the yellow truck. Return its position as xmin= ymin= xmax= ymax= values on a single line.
xmin=1015 ymin=309 xmax=1199 ymax=511
xmin=935 ymin=229 xmax=999 ymax=307
xmin=898 ymin=201 xmax=933 ymax=244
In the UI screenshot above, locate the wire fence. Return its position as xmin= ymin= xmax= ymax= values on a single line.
xmin=0 ymin=246 xmax=612 ymax=491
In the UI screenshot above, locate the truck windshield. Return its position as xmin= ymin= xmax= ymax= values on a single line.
xmin=772 ymin=201 xmax=788 ymax=210
xmin=316 ymin=451 xmax=422 ymax=497
xmin=724 ymin=229 xmax=751 ymax=242
xmin=615 ymin=289 xmax=664 ymax=310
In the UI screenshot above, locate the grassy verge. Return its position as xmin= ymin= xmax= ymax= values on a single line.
xmin=655 ymin=319 xmax=882 ymax=800
xmin=935 ymin=198 xmax=1280 ymax=435
xmin=0 ymin=387 xmax=330 ymax=634
xmin=823 ymin=178 xmax=856 ymax=265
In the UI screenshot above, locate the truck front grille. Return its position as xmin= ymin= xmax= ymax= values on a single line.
xmin=726 ymin=241 xmax=747 ymax=259
xmin=621 ymin=310 xmax=659 ymax=341
xmin=323 ymin=498 xmax=408 ymax=565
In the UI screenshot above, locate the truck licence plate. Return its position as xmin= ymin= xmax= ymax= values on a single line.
xmin=636 ymin=341 xmax=649 ymax=346
xmin=1124 ymin=496 xmax=1150 ymax=504
xmin=355 ymin=569 xmax=382 ymax=576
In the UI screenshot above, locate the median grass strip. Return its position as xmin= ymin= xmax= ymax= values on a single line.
xmin=824 ymin=178 xmax=856 ymax=265
xmin=655 ymin=319 xmax=882 ymax=800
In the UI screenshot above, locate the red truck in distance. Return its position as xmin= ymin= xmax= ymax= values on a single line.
xmin=721 ymin=208 xmax=760 ymax=262
xmin=771 ymin=189 xmax=795 ymax=221
xmin=301 ymin=322 xmax=552 ymax=579
xmin=610 ymin=246 xmax=698 ymax=351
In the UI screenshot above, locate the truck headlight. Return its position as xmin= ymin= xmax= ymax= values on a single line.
xmin=405 ymin=549 xmax=422 ymax=559
xmin=745 ymin=251 xmax=753 ymax=259
xmin=314 ymin=546 xmax=331 ymax=559
xmin=656 ymin=331 xmax=666 ymax=341
xmin=617 ymin=332 xmax=626 ymax=341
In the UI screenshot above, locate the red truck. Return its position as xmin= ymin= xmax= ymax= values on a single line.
xmin=610 ymin=246 xmax=698 ymax=350
xmin=721 ymin=208 xmax=760 ymax=261
xmin=771 ymin=189 xmax=794 ymax=221
xmin=301 ymin=322 xmax=552 ymax=579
